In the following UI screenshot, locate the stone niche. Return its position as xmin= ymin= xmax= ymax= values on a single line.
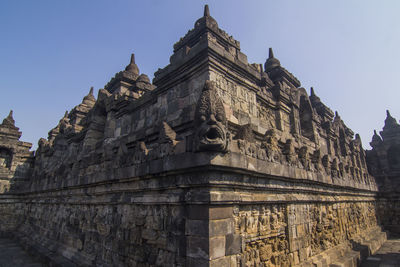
xmin=0 ymin=5 xmax=387 ymax=267
xmin=0 ymin=147 xmax=12 ymax=169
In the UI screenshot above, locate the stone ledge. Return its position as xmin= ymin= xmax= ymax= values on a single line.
xmin=296 ymin=226 xmax=387 ymax=267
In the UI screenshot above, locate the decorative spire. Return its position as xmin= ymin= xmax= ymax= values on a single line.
xmin=264 ymin=47 xmax=281 ymax=72
xmin=63 ymin=111 xmax=68 ymax=118
xmin=310 ymin=87 xmax=315 ymax=96
xmin=269 ymin=47 xmax=274 ymax=58
xmin=2 ymin=110 xmax=16 ymax=127
xmin=125 ymin=53 xmax=139 ymax=76
xmin=204 ymin=4 xmax=210 ymax=17
xmin=370 ymin=129 xmax=383 ymax=147
xmin=335 ymin=111 xmax=339 ymax=117
xmin=372 ymin=130 xmax=381 ymax=141
xmin=194 ymin=4 xmax=218 ymax=30
xmin=384 ymin=109 xmax=398 ymax=129
xmin=82 ymin=86 xmax=96 ymax=104
xmin=130 ymin=53 xmax=135 ymax=64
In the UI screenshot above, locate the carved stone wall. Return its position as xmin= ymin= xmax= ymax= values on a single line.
xmin=0 ymin=5 xmax=388 ymax=267
xmin=0 ymin=111 xmax=34 ymax=193
xmin=366 ymin=111 xmax=400 ymax=234
xmin=229 ymin=201 xmax=378 ymax=266
xmin=18 ymin=202 xmax=185 ymax=266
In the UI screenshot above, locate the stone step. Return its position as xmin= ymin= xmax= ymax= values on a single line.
xmin=360 ymin=237 xmax=400 ymax=267
xmin=351 ymin=228 xmax=387 ymax=261
xmin=329 ymin=249 xmax=360 ymax=267
xmin=296 ymin=227 xmax=388 ymax=267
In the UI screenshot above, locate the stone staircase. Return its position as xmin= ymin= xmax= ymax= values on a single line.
xmin=297 ymin=226 xmax=387 ymax=267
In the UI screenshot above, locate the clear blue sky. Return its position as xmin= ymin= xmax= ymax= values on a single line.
xmin=1 ymin=1 xmax=399 ymax=149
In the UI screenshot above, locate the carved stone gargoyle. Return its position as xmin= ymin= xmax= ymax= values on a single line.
xmin=194 ymin=80 xmax=229 ymax=152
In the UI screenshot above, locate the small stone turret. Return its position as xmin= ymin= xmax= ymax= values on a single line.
xmin=2 ymin=110 xmax=17 ymax=129
xmin=264 ymin=48 xmax=301 ymax=88
xmin=366 ymin=111 xmax=400 ymax=235
xmin=82 ymin=86 xmax=96 ymax=107
xmin=194 ymin=4 xmax=219 ymax=30
xmin=0 ymin=110 xmax=21 ymax=139
xmin=380 ymin=110 xmax=400 ymax=142
xmin=370 ymin=130 xmax=383 ymax=149
xmin=366 ymin=110 xmax=400 ymax=179
xmin=125 ymin=53 xmax=140 ymax=77
xmin=264 ymin=48 xmax=281 ymax=72
xmin=0 ymin=111 xmax=34 ymax=193
xmin=383 ymin=110 xmax=398 ymax=130
xmin=309 ymin=87 xmax=334 ymax=121
xmin=104 ymin=53 xmax=154 ymax=96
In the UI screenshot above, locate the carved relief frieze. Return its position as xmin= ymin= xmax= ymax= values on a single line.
xmin=234 ymin=204 xmax=289 ymax=267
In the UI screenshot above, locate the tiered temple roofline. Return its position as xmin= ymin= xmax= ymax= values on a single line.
xmin=0 ymin=5 xmax=390 ymax=267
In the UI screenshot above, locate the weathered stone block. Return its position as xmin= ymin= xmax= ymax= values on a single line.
xmin=225 ymin=233 xmax=241 ymax=255
xmin=209 ymin=218 xmax=234 ymax=237
xmin=209 ymin=256 xmax=230 ymax=267
xmin=186 ymin=219 xmax=208 ymax=236
xmin=209 ymin=206 xmax=233 ymax=220
xmin=209 ymin=236 xmax=226 ymax=260
xmin=187 ymin=236 xmax=209 ymax=260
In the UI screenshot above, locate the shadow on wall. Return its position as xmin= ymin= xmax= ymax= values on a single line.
xmin=359 ymin=237 xmax=400 ymax=266
xmin=0 ymin=156 xmax=33 ymax=194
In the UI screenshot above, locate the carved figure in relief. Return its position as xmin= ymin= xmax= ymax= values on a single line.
xmin=262 ymin=129 xmax=281 ymax=162
xmin=258 ymin=210 xmax=271 ymax=233
xmin=270 ymin=206 xmax=286 ymax=232
xmin=0 ymin=148 xmax=11 ymax=169
xmin=152 ymin=121 xmax=180 ymax=159
xmin=245 ymin=213 xmax=257 ymax=233
xmin=339 ymin=162 xmax=344 ymax=177
xmin=283 ymin=139 xmax=296 ymax=166
xmin=331 ymin=158 xmax=339 ymax=177
xmin=256 ymin=145 xmax=267 ymax=160
xmin=312 ymin=149 xmax=323 ymax=172
xmin=259 ymin=243 xmax=272 ymax=262
xmin=322 ymin=154 xmax=331 ymax=175
xmin=298 ymin=146 xmax=311 ymax=170
xmin=194 ymin=81 xmax=229 ymax=152
xmin=258 ymin=105 xmax=275 ymax=129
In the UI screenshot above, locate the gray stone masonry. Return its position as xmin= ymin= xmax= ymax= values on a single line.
xmin=0 ymin=110 xmax=34 ymax=193
xmin=0 ymin=5 xmax=395 ymax=267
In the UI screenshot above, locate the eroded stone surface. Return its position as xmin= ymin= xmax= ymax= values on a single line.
xmin=0 ymin=4 xmax=393 ymax=267
xmin=366 ymin=111 xmax=400 ymax=235
xmin=361 ymin=238 xmax=400 ymax=267
xmin=0 ymin=111 xmax=34 ymax=193
xmin=0 ymin=238 xmax=44 ymax=267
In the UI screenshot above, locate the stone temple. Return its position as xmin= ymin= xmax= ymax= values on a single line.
xmin=0 ymin=5 xmax=399 ymax=267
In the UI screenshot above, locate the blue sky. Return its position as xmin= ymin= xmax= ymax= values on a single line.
xmin=1 ymin=1 xmax=400 ymax=149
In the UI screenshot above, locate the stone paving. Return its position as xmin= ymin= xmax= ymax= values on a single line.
xmin=361 ymin=238 xmax=400 ymax=267
xmin=0 ymin=238 xmax=43 ymax=267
